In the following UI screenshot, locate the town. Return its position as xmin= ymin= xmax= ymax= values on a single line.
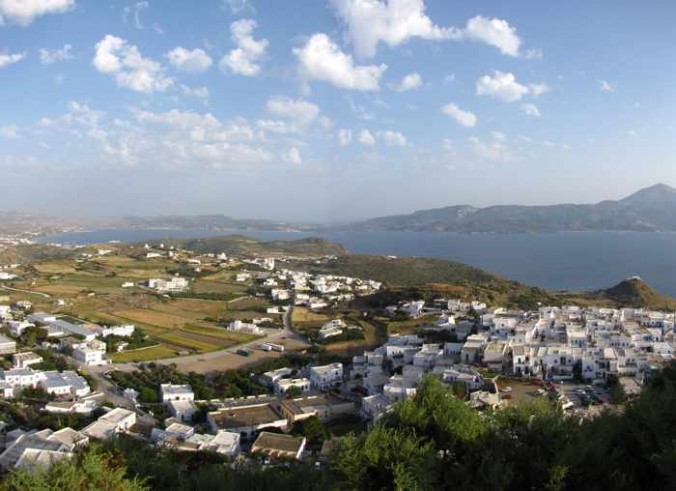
xmin=0 ymin=239 xmax=673 ymax=476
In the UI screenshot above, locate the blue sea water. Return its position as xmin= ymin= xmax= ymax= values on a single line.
xmin=37 ymin=229 xmax=676 ymax=296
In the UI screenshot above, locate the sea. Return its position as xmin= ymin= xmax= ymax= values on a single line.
xmin=37 ymin=229 xmax=676 ymax=296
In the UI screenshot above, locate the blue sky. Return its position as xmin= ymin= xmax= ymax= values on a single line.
xmin=0 ymin=0 xmax=674 ymax=222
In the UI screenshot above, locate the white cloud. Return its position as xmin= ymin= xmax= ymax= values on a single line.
xmin=468 ymin=134 xmax=513 ymax=162
xmin=256 ymin=119 xmax=296 ymax=135
xmin=0 ymin=124 xmax=18 ymax=138
xmin=266 ymin=96 xmax=320 ymax=124
xmin=441 ymin=103 xmax=477 ymax=128
xmin=337 ymin=129 xmax=352 ymax=146
xmin=329 ymin=1 xmax=529 ymax=59
xmin=358 ymin=129 xmax=375 ymax=145
xmin=462 ymin=15 xmax=521 ymax=57
xmin=329 ymin=0 xmax=459 ymax=59
xmin=220 ymin=19 xmax=268 ymax=76
xmin=0 ymin=0 xmax=74 ymax=26
xmin=476 ymin=71 xmax=549 ymax=103
xmin=180 ymin=85 xmax=209 ymax=101
xmin=377 ymin=130 xmax=407 ymax=146
xmin=93 ymin=35 xmax=173 ymax=93
xmin=39 ymin=44 xmax=73 ymax=64
xmin=166 ymin=47 xmax=212 ymax=73
xmin=599 ymin=80 xmax=615 ymax=92
xmin=294 ymin=33 xmax=386 ymax=91
xmin=388 ymin=72 xmax=422 ymax=92
xmin=0 ymin=51 xmax=25 ymax=68
xmin=528 ymin=83 xmax=550 ymax=97
xmin=282 ymin=147 xmax=302 ymax=165
xmin=521 ymin=103 xmax=540 ymax=117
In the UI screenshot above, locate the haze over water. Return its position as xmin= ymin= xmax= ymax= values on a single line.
xmin=38 ymin=229 xmax=676 ymax=297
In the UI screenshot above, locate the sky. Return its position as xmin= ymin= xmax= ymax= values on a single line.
xmin=0 ymin=0 xmax=675 ymax=223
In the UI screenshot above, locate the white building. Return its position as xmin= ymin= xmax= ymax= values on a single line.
xmin=82 ymin=408 xmax=137 ymax=440
xmin=161 ymin=384 xmax=195 ymax=403
xmin=318 ymin=319 xmax=345 ymax=340
xmin=0 ymin=334 xmax=17 ymax=355
xmin=274 ymin=378 xmax=311 ymax=395
xmin=148 ymin=277 xmax=189 ymax=293
xmin=227 ymin=320 xmax=264 ymax=335
xmin=13 ymin=352 xmax=43 ymax=369
xmin=309 ymin=363 xmax=343 ymax=391
xmin=73 ymin=348 xmax=107 ymax=366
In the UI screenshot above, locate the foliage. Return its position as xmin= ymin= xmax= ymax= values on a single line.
xmin=0 ymin=444 xmax=147 ymax=491
xmin=331 ymin=367 xmax=676 ymax=490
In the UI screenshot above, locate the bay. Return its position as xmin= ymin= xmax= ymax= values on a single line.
xmin=37 ymin=229 xmax=676 ymax=296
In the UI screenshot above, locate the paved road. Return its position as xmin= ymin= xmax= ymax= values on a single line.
xmin=0 ymin=283 xmax=51 ymax=298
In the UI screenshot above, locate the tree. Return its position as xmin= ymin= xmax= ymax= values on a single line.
xmin=139 ymin=387 xmax=159 ymax=403
xmin=292 ymin=416 xmax=327 ymax=446
xmin=0 ymin=445 xmax=147 ymax=491
xmin=284 ymin=386 xmax=303 ymax=398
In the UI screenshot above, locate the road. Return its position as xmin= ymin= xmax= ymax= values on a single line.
xmin=97 ymin=302 xmax=309 ymax=375
xmin=0 ymin=283 xmax=51 ymax=298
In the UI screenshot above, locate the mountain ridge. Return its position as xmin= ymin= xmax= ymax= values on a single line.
xmin=346 ymin=183 xmax=676 ymax=232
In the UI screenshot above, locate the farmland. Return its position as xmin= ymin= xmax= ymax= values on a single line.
xmin=1 ymin=244 xmax=270 ymax=361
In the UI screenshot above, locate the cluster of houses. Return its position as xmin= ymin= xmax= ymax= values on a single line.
xmin=0 ymin=300 xmax=137 ymax=367
xmin=267 ymin=269 xmax=381 ymax=310
xmin=0 ymin=406 xmax=137 ymax=472
xmin=349 ymin=298 xmax=676 ymax=422
xmin=0 ymin=364 xmax=90 ymax=400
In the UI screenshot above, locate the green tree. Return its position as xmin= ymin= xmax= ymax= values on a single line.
xmin=0 ymin=445 xmax=147 ymax=491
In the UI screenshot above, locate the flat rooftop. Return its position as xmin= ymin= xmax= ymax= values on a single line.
xmin=210 ymin=403 xmax=283 ymax=429
xmin=252 ymin=432 xmax=304 ymax=454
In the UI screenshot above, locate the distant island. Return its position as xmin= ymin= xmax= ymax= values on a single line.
xmin=345 ymin=183 xmax=676 ymax=233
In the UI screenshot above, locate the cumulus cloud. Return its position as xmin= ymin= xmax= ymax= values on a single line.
xmin=521 ymin=103 xmax=540 ymax=117
xmin=220 ymin=19 xmax=268 ymax=76
xmin=0 ymin=51 xmax=25 ymax=68
xmin=388 ymin=72 xmax=422 ymax=92
xmin=282 ymin=147 xmax=302 ymax=165
xmin=329 ymin=0 xmax=530 ymax=59
xmin=358 ymin=129 xmax=375 ymax=145
xmin=266 ymin=96 xmax=320 ymax=124
xmin=476 ymin=71 xmax=549 ymax=103
xmin=377 ymin=130 xmax=407 ymax=146
xmin=39 ymin=44 xmax=73 ymax=64
xmin=294 ymin=33 xmax=386 ymax=91
xmin=0 ymin=0 xmax=74 ymax=26
xmin=93 ymin=35 xmax=173 ymax=93
xmin=166 ymin=47 xmax=212 ymax=73
xmin=462 ymin=15 xmax=521 ymax=57
xmin=337 ymin=129 xmax=352 ymax=146
xmin=599 ymin=80 xmax=615 ymax=92
xmin=441 ymin=103 xmax=477 ymax=128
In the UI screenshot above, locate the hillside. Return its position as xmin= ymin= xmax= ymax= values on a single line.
xmin=288 ymin=254 xmax=557 ymax=308
xmin=589 ymin=277 xmax=676 ymax=309
xmin=148 ymin=235 xmax=346 ymax=257
xmin=348 ymin=183 xmax=676 ymax=232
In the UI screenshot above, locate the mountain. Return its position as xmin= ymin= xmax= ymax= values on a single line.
xmin=148 ymin=235 xmax=346 ymax=256
xmin=347 ymin=183 xmax=676 ymax=232
xmin=590 ymin=277 xmax=676 ymax=309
